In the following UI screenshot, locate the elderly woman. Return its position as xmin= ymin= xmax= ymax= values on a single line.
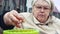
xmin=4 ymin=0 xmax=60 ymax=34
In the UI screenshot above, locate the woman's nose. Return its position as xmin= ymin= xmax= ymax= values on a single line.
xmin=40 ymin=8 xmax=44 ymax=13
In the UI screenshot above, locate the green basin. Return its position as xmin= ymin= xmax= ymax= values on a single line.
xmin=3 ymin=29 xmax=39 ymax=34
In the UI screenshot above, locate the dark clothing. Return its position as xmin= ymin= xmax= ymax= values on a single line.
xmin=0 ymin=0 xmax=14 ymax=30
xmin=0 ymin=10 xmax=14 ymax=30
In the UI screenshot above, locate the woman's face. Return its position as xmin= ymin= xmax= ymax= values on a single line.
xmin=32 ymin=0 xmax=51 ymax=22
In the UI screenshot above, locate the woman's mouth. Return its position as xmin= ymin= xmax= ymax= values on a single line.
xmin=38 ymin=14 xmax=45 ymax=17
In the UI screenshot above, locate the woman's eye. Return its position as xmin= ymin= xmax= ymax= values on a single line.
xmin=44 ymin=7 xmax=48 ymax=9
xmin=44 ymin=7 xmax=50 ymax=10
xmin=37 ymin=7 xmax=42 ymax=9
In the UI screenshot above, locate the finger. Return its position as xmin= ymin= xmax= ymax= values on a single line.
xmin=6 ymin=17 xmax=15 ymax=26
xmin=8 ymin=12 xmax=20 ymax=24
xmin=15 ymin=23 xmax=21 ymax=28
xmin=7 ymin=18 xmax=20 ymax=27
xmin=8 ymin=17 xmax=20 ymax=27
xmin=10 ymin=10 xmax=24 ymax=20
xmin=4 ymin=13 xmax=15 ymax=26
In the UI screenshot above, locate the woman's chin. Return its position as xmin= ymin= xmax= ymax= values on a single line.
xmin=38 ymin=16 xmax=45 ymax=19
xmin=38 ymin=17 xmax=45 ymax=20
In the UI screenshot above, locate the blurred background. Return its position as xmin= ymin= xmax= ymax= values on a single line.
xmin=0 ymin=0 xmax=60 ymax=18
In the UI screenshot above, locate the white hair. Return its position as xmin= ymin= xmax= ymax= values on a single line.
xmin=32 ymin=0 xmax=54 ymax=10
xmin=31 ymin=0 xmax=54 ymax=16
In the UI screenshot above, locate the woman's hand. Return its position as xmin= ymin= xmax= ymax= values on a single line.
xmin=3 ymin=10 xmax=24 ymax=28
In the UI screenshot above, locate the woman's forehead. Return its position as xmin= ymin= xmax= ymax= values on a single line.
xmin=34 ymin=0 xmax=51 ymax=7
